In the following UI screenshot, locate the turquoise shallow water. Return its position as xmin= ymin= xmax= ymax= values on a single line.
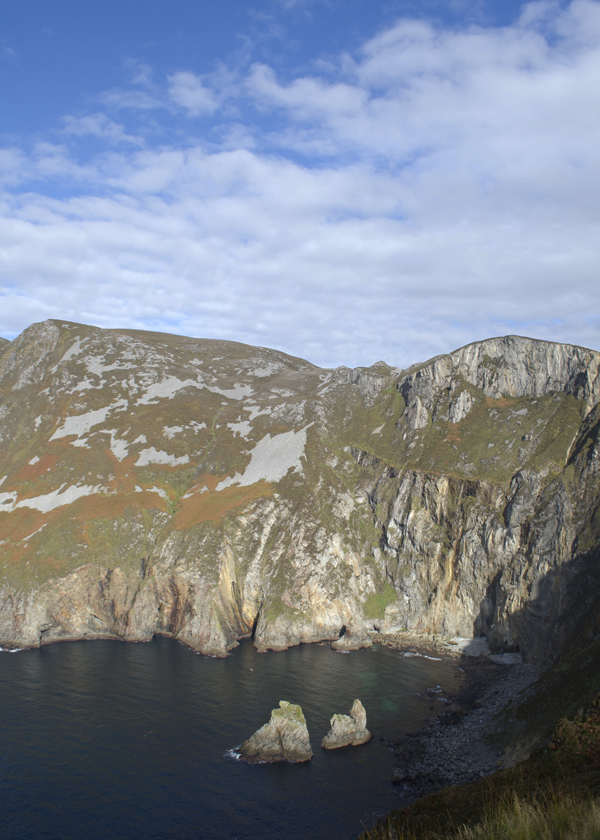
xmin=0 ymin=636 xmax=459 ymax=840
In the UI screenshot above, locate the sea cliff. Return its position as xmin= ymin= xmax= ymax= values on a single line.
xmin=0 ymin=321 xmax=599 ymax=682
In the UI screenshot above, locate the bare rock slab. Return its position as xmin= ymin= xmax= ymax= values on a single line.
xmin=321 ymin=699 xmax=372 ymax=749
xmin=331 ymin=626 xmax=373 ymax=651
xmin=240 ymin=700 xmax=313 ymax=763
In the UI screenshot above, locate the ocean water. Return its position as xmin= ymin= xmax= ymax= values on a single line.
xmin=0 ymin=636 xmax=459 ymax=840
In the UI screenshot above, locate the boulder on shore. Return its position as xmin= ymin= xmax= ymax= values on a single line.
xmin=240 ymin=700 xmax=313 ymax=763
xmin=321 ymin=699 xmax=372 ymax=749
xmin=331 ymin=626 xmax=373 ymax=651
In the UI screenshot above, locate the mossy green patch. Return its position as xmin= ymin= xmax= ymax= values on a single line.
xmin=363 ymin=582 xmax=398 ymax=619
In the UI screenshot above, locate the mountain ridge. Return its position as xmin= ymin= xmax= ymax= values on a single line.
xmin=0 ymin=321 xmax=599 ymax=685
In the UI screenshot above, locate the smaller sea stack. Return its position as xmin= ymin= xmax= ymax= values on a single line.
xmin=321 ymin=699 xmax=372 ymax=749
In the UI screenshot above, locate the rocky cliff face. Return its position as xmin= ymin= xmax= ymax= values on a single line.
xmin=0 ymin=321 xmax=599 ymax=666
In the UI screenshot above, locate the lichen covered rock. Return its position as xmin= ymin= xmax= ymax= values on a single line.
xmin=240 ymin=700 xmax=313 ymax=763
xmin=321 ymin=699 xmax=372 ymax=749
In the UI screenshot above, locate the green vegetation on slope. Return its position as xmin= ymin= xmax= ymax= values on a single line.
xmin=363 ymin=583 xmax=398 ymax=618
xmin=361 ymin=698 xmax=600 ymax=840
xmin=365 ymin=795 xmax=600 ymax=840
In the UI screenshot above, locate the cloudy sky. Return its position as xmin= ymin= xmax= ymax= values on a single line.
xmin=1 ymin=0 xmax=599 ymax=368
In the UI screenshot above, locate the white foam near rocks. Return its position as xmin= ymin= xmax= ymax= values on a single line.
xmin=402 ymin=651 xmax=442 ymax=661
xmin=215 ymin=425 xmax=311 ymax=491
xmin=135 ymin=448 xmax=190 ymax=467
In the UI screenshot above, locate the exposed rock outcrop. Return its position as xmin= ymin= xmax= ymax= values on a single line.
xmin=331 ymin=626 xmax=373 ymax=650
xmin=240 ymin=701 xmax=313 ymax=763
xmin=321 ymin=699 xmax=372 ymax=749
xmin=1 ymin=320 xmax=600 ymax=671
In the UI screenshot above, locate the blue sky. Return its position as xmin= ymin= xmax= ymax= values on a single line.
xmin=1 ymin=0 xmax=599 ymax=367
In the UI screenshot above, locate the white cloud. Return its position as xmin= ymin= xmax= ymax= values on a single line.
xmin=168 ymin=72 xmax=219 ymax=116
xmin=0 ymin=1 xmax=599 ymax=368
xmin=61 ymin=114 xmax=144 ymax=146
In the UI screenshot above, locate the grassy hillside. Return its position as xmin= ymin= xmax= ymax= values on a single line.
xmin=362 ymin=693 xmax=600 ymax=839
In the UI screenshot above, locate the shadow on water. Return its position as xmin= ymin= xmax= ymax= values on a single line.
xmin=0 ymin=637 xmax=460 ymax=840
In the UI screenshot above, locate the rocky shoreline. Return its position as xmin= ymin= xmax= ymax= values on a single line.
xmin=378 ymin=636 xmax=537 ymax=798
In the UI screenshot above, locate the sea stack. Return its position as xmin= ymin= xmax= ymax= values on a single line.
xmin=321 ymin=699 xmax=372 ymax=749
xmin=240 ymin=701 xmax=313 ymax=763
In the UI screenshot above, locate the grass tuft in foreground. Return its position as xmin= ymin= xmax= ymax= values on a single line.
xmin=360 ymin=696 xmax=600 ymax=840
xmin=362 ymin=795 xmax=600 ymax=840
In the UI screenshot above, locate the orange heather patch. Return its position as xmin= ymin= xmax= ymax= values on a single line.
xmin=11 ymin=454 xmax=58 ymax=484
xmin=444 ymin=424 xmax=462 ymax=443
xmin=0 ymin=539 xmax=31 ymax=566
xmin=485 ymin=395 xmax=518 ymax=408
xmin=0 ymin=507 xmax=48 ymax=544
xmin=105 ymin=453 xmax=138 ymax=494
xmin=197 ymin=473 xmax=225 ymax=492
xmin=174 ymin=481 xmax=272 ymax=529
xmin=37 ymin=556 xmax=65 ymax=570
xmin=0 ymin=510 xmax=52 ymax=567
xmin=77 ymin=491 xmax=167 ymax=521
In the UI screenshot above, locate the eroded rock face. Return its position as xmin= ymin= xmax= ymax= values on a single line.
xmin=240 ymin=701 xmax=313 ymax=763
xmin=321 ymin=699 xmax=372 ymax=749
xmin=1 ymin=320 xmax=600 ymax=668
xmin=331 ymin=626 xmax=372 ymax=651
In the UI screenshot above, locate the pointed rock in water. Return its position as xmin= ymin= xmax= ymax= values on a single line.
xmin=321 ymin=699 xmax=372 ymax=749
xmin=240 ymin=701 xmax=313 ymax=763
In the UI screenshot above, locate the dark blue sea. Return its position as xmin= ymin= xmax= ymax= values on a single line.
xmin=0 ymin=636 xmax=459 ymax=840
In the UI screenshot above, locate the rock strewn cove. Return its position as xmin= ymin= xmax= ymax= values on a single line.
xmin=0 ymin=320 xmax=599 ymax=696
